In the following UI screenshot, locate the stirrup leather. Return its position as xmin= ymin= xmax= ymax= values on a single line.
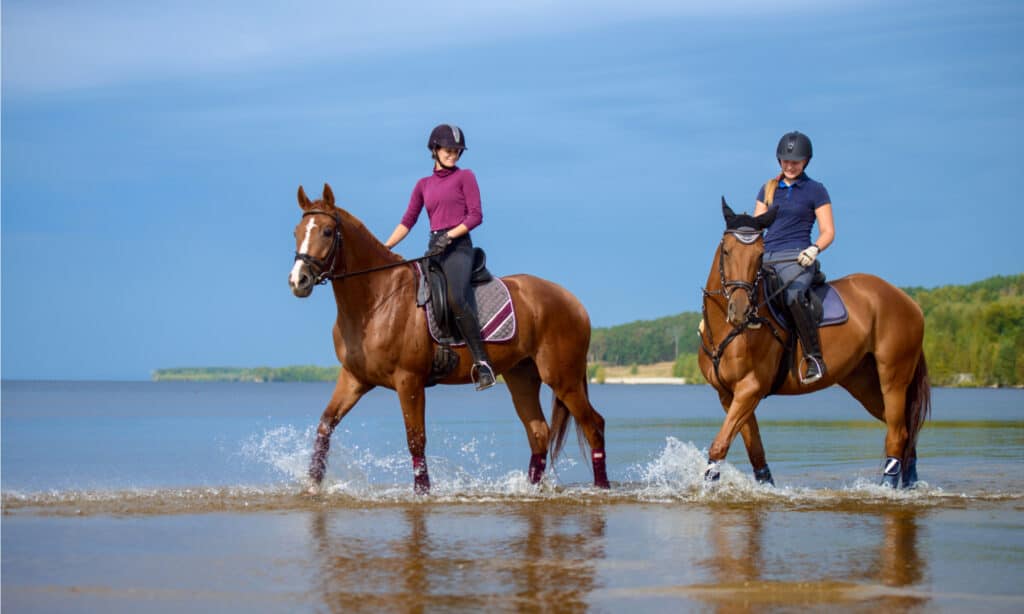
xmin=471 ymin=361 xmax=496 ymax=390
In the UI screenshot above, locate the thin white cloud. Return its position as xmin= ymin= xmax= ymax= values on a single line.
xmin=2 ymin=0 xmax=827 ymax=95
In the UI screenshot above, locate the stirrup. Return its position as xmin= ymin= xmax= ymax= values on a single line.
xmin=471 ymin=361 xmax=496 ymax=391
xmin=799 ymin=355 xmax=825 ymax=385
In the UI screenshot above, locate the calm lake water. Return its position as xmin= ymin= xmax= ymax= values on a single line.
xmin=3 ymin=381 xmax=1023 ymax=612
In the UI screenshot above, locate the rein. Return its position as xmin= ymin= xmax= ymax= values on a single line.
xmin=296 ymin=209 xmax=431 ymax=285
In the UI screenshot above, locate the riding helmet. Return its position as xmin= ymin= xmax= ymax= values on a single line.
xmin=776 ymin=131 xmax=813 ymax=161
xmin=427 ymin=124 xmax=467 ymax=151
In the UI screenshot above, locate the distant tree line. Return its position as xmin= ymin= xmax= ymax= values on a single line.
xmin=155 ymin=275 xmax=1022 ymax=387
xmin=153 ymin=365 xmax=339 ymax=382
xmin=589 ymin=274 xmax=1024 ymax=387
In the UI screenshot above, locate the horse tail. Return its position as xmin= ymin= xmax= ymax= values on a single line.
xmin=548 ymin=391 xmax=573 ymax=466
xmin=903 ymin=353 xmax=932 ymax=466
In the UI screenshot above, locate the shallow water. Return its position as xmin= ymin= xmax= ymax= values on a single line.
xmin=2 ymin=381 xmax=1023 ymax=611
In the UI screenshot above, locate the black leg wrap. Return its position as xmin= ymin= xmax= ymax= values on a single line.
xmin=901 ymin=456 xmax=918 ymax=489
xmin=704 ymin=460 xmax=721 ymax=482
xmin=754 ymin=465 xmax=775 ymax=486
xmin=881 ymin=456 xmax=901 ymax=488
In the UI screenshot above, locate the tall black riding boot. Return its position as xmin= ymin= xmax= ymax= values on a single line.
xmin=454 ymin=312 xmax=496 ymax=390
xmin=789 ymin=297 xmax=826 ymax=384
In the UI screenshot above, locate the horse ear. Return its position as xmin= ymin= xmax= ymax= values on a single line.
xmin=323 ymin=183 xmax=335 ymax=208
xmin=756 ymin=205 xmax=778 ymax=229
xmin=297 ymin=185 xmax=313 ymax=210
xmin=721 ymin=197 xmax=737 ymax=224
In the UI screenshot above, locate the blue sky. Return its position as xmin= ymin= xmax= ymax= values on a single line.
xmin=2 ymin=0 xmax=1022 ymax=380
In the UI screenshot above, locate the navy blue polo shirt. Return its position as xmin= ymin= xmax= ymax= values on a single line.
xmin=756 ymin=174 xmax=831 ymax=251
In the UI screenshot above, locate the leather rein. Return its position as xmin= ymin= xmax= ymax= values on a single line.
xmin=295 ymin=210 xmax=431 ymax=285
xmin=700 ymin=230 xmax=786 ymax=385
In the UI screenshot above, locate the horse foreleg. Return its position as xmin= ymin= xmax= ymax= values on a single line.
xmin=707 ymin=382 xmax=762 ymax=482
xmin=504 ymin=360 xmax=550 ymax=484
xmin=395 ymin=372 xmax=430 ymax=494
xmin=717 ymin=389 xmax=773 ymax=485
xmin=739 ymin=417 xmax=774 ymax=485
xmin=308 ymin=367 xmax=373 ymax=494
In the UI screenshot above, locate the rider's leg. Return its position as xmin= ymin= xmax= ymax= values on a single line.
xmin=770 ymin=254 xmax=825 ymax=385
xmin=785 ymin=272 xmax=825 ymax=384
xmin=440 ymin=234 xmax=496 ymax=390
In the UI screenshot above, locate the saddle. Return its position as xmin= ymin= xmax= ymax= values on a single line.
xmin=761 ymin=265 xmax=849 ymax=395
xmin=417 ymin=248 xmax=493 ymax=342
xmin=414 ymin=248 xmax=516 ymax=386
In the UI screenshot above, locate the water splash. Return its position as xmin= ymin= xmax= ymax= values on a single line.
xmin=5 ymin=429 xmax=1020 ymax=515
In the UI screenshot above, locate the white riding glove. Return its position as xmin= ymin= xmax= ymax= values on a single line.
xmin=797 ymin=245 xmax=820 ymax=267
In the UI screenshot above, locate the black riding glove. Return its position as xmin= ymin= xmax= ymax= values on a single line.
xmin=429 ymin=233 xmax=452 ymax=256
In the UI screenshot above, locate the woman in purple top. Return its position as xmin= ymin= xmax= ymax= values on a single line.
xmin=384 ymin=124 xmax=496 ymax=390
xmin=753 ymin=131 xmax=836 ymax=384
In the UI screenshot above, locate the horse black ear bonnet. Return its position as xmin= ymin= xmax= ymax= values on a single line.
xmin=721 ymin=197 xmax=775 ymax=242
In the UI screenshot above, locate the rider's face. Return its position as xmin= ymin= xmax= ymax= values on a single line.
xmin=436 ymin=147 xmax=462 ymax=168
xmin=779 ymin=158 xmax=807 ymax=181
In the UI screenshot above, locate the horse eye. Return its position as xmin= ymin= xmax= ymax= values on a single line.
xmin=322 ymin=228 xmax=333 ymax=237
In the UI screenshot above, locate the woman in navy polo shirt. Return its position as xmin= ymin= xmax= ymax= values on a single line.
xmin=383 ymin=124 xmax=496 ymax=390
xmin=754 ymin=131 xmax=835 ymax=384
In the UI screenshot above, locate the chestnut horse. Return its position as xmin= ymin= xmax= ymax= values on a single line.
xmin=698 ymin=200 xmax=930 ymax=488
xmin=288 ymin=184 xmax=609 ymax=494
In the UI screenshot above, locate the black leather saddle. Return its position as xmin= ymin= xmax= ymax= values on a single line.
xmin=417 ymin=247 xmax=493 ymax=343
xmin=762 ymin=263 xmax=829 ymax=327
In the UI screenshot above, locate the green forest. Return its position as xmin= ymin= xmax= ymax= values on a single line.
xmin=155 ymin=274 xmax=1023 ymax=387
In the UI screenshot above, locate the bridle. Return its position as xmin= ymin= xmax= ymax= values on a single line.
xmin=294 ymin=210 xmax=344 ymax=285
xmin=294 ymin=209 xmax=432 ymax=286
xmin=700 ymin=228 xmax=785 ymax=384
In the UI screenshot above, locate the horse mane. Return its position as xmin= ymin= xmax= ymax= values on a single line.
xmin=309 ymin=199 xmax=402 ymax=265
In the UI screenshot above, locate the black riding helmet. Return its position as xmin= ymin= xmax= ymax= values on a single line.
xmin=776 ymin=131 xmax=813 ymax=162
xmin=427 ymin=124 xmax=467 ymax=152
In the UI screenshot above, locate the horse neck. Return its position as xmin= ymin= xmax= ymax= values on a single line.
xmin=330 ymin=209 xmax=411 ymax=319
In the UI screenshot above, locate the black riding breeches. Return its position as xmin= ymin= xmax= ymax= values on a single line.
xmin=432 ymin=231 xmax=477 ymax=318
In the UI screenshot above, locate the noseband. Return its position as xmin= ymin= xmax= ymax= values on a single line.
xmin=295 ymin=210 xmax=343 ymax=285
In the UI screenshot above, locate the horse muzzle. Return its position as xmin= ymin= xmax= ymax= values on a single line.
xmin=289 ymin=261 xmax=314 ymax=298
xmin=726 ymin=292 xmax=751 ymax=327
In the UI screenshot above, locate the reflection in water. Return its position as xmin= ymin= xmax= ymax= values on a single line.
xmin=693 ymin=507 xmax=929 ymax=613
xmin=309 ymin=505 xmax=606 ymax=612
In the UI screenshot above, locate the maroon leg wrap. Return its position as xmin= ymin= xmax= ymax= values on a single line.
xmin=592 ymin=449 xmax=610 ymax=489
xmin=309 ymin=433 xmax=331 ymax=484
xmin=528 ymin=453 xmax=547 ymax=484
xmin=412 ymin=456 xmax=430 ymax=494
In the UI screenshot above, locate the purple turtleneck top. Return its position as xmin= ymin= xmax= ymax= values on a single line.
xmin=399 ymin=167 xmax=483 ymax=232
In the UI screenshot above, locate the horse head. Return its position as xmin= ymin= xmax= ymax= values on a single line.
xmin=289 ymin=183 xmax=343 ymax=297
xmin=719 ymin=197 xmax=776 ymax=326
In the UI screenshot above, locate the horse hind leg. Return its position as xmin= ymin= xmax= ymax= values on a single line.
xmin=546 ymin=377 xmax=609 ymax=489
xmin=503 ymin=359 xmax=550 ymax=484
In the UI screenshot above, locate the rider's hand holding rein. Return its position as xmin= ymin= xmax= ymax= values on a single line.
xmin=797 ymin=245 xmax=820 ymax=267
